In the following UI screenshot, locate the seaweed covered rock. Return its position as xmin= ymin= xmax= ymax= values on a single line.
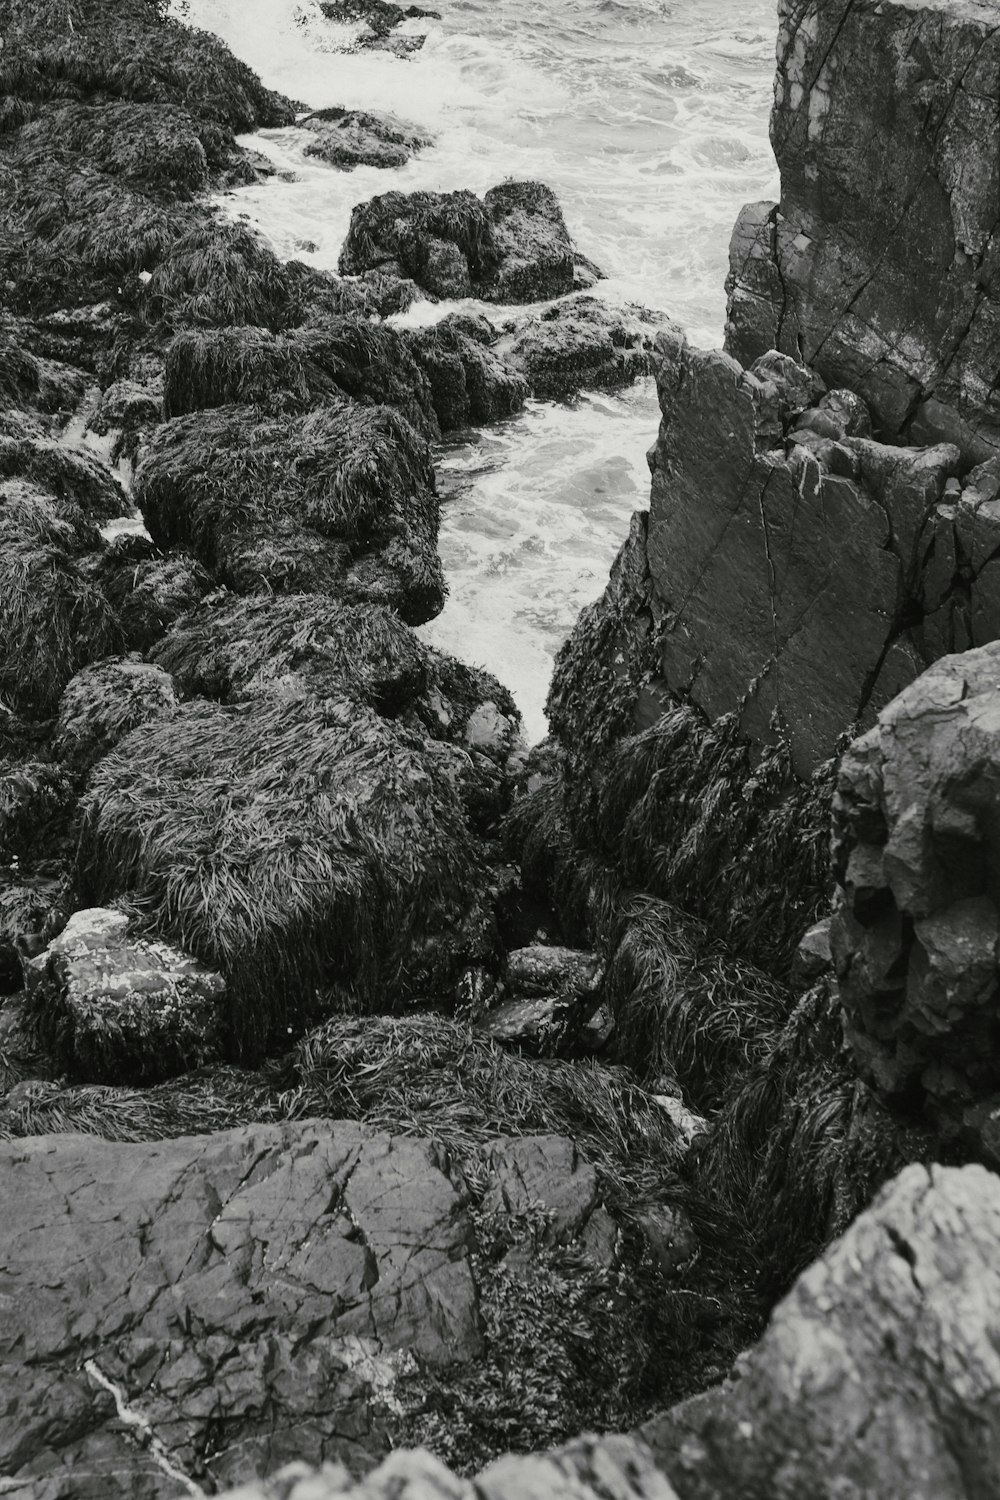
xmin=142 ymin=219 xmax=300 ymax=331
xmin=339 ymin=182 xmax=599 ymax=304
xmin=22 ymin=906 xmax=226 ymax=1082
xmin=406 ymin=313 xmax=528 ymax=431
xmin=75 ymin=692 xmax=501 ymax=1053
xmin=0 ymin=487 xmax=122 ymax=716
xmin=162 ymin=319 xmax=437 ymax=437
xmin=89 ymin=377 xmax=163 ymax=463
xmin=0 ymin=868 xmax=68 ymax=993
xmin=301 ymin=107 xmax=432 ymax=169
xmin=0 ymin=433 xmax=129 ymax=524
xmin=53 ymin=655 xmax=179 ymax=771
xmin=478 ymin=945 xmax=603 ymax=1055
xmin=135 ymin=397 xmax=443 ymax=623
xmin=645 ymin=1162 xmax=1000 ymax=1500
xmin=830 ymin=643 xmax=1000 ymax=1157
xmin=726 ymin=0 xmax=1000 ymax=464
xmin=499 ymin=295 xmax=661 ymax=400
xmin=1 ymin=0 xmax=294 ymax=132
xmin=93 ymin=535 xmax=214 ymax=653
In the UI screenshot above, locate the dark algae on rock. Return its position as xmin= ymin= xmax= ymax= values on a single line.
xmin=6 ymin=0 xmax=1000 ymax=1497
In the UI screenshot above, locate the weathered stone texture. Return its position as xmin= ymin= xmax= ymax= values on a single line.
xmin=645 ymin=1162 xmax=1000 ymax=1500
xmin=726 ymin=0 xmax=1000 ymax=463
xmin=829 ymin=642 xmax=1000 ymax=1154
xmin=0 ymin=1121 xmax=480 ymax=1497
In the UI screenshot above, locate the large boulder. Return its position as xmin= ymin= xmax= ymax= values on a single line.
xmin=338 ymin=182 xmax=599 ymax=304
xmin=830 ymin=643 xmax=1000 ymax=1156
xmin=725 ymin=0 xmax=1000 ymax=464
xmin=135 ymin=397 xmax=443 ymax=625
xmin=300 ymin=107 xmax=432 ymax=169
xmin=498 ymin=295 xmax=659 ymax=400
xmin=644 ymin=1162 xmax=1000 ymax=1500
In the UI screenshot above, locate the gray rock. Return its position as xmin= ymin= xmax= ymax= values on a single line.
xmin=725 ymin=0 xmax=1000 ymax=465
xmin=644 ymin=1162 xmax=1000 ymax=1500
xmin=830 ymin=643 xmax=1000 ymax=1146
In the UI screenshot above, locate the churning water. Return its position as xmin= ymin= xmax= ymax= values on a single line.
xmin=171 ymin=0 xmax=779 ymax=738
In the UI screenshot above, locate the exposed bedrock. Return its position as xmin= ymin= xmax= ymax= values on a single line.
xmin=0 ymin=1104 xmax=690 ymax=1497
xmin=726 ymin=0 xmax=1000 ymax=464
xmin=209 ymin=1161 xmax=1000 ymax=1500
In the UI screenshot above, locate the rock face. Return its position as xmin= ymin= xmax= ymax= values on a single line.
xmin=0 ymin=1120 xmax=480 ymax=1497
xmin=644 ymin=329 xmax=972 ymax=774
xmin=644 ymin=1162 xmax=1000 ymax=1500
xmin=23 ymin=906 xmax=226 ymax=1082
xmin=338 ymin=183 xmax=599 ymax=304
xmin=830 ymin=642 xmax=1000 ymax=1156
xmin=726 ymin=0 xmax=1000 ymax=464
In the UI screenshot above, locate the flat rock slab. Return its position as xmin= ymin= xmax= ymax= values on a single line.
xmin=0 ymin=1120 xmax=480 ymax=1497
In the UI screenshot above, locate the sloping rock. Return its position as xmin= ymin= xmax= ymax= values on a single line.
xmin=830 ymin=642 xmax=1000 ymax=1156
xmin=725 ymin=0 xmax=1000 ymax=464
xmin=301 ymin=108 xmax=432 ymax=169
xmin=644 ymin=1161 xmax=1000 ymax=1500
xmin=22 ymin=906 xmax=226 ymax=1082
xmin=0 ymin=1120 xmax=480 ymax=1497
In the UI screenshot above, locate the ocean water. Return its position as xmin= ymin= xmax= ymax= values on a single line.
xmin=171 ymin=0 xmax=779 ymax=738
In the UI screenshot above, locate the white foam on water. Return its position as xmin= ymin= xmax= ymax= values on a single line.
xmin=171 ymin=0 xmax=778 ymax=737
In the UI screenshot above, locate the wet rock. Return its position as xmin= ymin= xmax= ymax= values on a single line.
xmin=89 ymin=377 xmax=162 ymax=464
xmin=478 ymin=945 xmax=603 ymax=1054
xmin=301 ymin=107 xmax=432 ymax=169
xmin=23 ymin=906 xmax=226 ymax=1082
xmin=830 ymin=642 xmax=1000 ymax=1150
xmin=499 ymin=295 xmax=660 ymax=400
xmin=53 ymin=655 xmax=180 ymax=771
xmin=0 ymin=1120 xmax=481 ymax=1495
xmin=319 ymin=0 xmax=440 ymax=37
xmin=0 ymin=869 xmax=68 ymax=993
xmin=339 ymin=183 xmax=600 ymax=305
xmin=644 ymin=1161 xmax=1000 ymax=1500
xmin=480 ymin=1133 xmax=604 ymax=1244
xmin=791 ymin=914 xmax=832 ymax=985
xmin=0 ymin=432 xmax=129 ymax=524
xmin=406 ymin=313 xmax=528 ymax=431
xmin=725 ymin=0 xmax=1000 ymax=464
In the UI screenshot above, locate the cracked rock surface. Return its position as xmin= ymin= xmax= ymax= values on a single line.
xmin=645 ymin=329 xmax=969 ymax=772
xmin=0 ymin=1120 xmax=481 ymax=1497
xmin=644 ymin=1161 xmax=1000 ymax=1500
xmin=830 ymin=642 xmax=1000 ymax=1154
xmin=725 ymin=0 xmax=1000 ymax=464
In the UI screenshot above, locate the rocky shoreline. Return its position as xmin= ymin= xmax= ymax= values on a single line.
xmin=3 ymin=0 xmax=1000 ymax=1496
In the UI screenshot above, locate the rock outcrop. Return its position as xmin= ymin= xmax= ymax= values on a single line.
xmin=726 ymin=0 xmax=1000 ymax=465
xmin=831 ymin=642 xmax=1000 ymax=1157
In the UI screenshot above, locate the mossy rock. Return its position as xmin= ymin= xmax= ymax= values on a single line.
xmin=94 ymin=536 xmax=214 ymax=653
xmin=0 ymin=435 xmax=129 ymax=524
xmin=143 ymin=219 xmax=299 ymax=331
xmin=76 ymin=694 xmax=499 ymax=1054
xmin=162 ymin=318 xmax=437 ymax=436
xmin=0 ymin=487 xmax=122 ymax=717
xmin=135 ymin=398 xmax=443 ymax=623
xmin=53 ymin=654 xmax=180 ymax=772
xmin=13 ymin=102 xmax=222 ymax=200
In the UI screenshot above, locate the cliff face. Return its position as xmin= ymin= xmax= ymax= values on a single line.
xmin=727 ymin=0 xmax=1000 ymax=464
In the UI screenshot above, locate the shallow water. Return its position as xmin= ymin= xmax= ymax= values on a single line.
xmin=170 ymin=0 xmax=778 ymax=737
